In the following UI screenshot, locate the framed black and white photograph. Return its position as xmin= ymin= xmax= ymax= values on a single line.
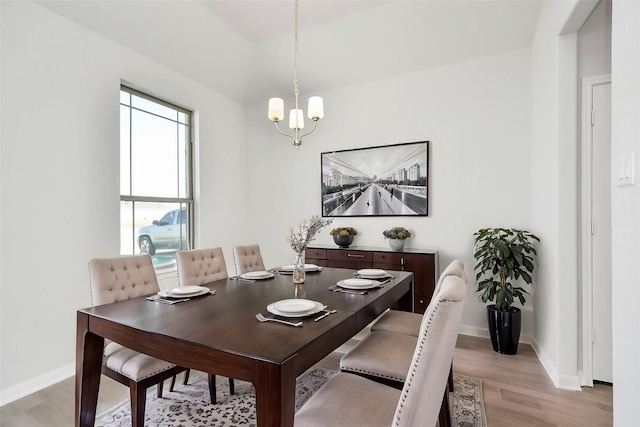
xmin=321 ymin=141 xmax=429 ymax=217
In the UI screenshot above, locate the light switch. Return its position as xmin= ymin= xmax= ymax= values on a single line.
xmin=616 ymin=152 xmax=635 ymax=187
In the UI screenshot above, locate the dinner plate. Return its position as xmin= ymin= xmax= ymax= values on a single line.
xmin=159 ymin=286 xmax=210 ymax=298
xmin=273 ymin=299 xmax=316 ymax=313
xmin=357 ymin=269 xmax=387 ymax=278
xmin=337 ymin=279 xmax=380 ymax=290
xmin=344 ymin=278 xmax=375 ymax=288
xmin=170 ymin=286 xmax=207 ymax=295
xmin=267 ymin=300 xmax=325 ymax=318
xmin=280 ymin=264 xmax=321 ymax=272
xmin=240 ymin=271 xmax=275 ymax=280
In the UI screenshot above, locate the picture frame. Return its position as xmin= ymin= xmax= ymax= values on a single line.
xmin=321 ymin=141 xmax=429 ymax=217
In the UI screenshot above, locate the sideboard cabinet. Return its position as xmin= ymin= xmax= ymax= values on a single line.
xmin=306 ymin=245 xmax=439 ymax=314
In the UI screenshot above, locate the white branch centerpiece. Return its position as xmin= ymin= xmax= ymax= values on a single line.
xmin=287 ymin=215 xmax=332 ymax=283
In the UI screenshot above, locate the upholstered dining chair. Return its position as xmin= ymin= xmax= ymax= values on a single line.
xmin=175 ymin=247 xmax=235 ymax=401
xmin=176 ymin=247 xmax=229 ymax=285
xmin=232 ymin=244 xmax=266 ymax=275
xmin=295 ymin=274 xmax=467 ymax=427
xmin=370 ymin=259 xmax=465 ymax=336
xmin=88 ymin=254 xmax=188 ymax=427
xmin=339 ymin=260 xmax=467 ymax=421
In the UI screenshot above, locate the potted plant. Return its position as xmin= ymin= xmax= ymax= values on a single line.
xmin=329 ymin=227 xmax=358 ymax=248
xmin=473 ymin=227 xmax=539 ymax=354
xmin=382 ymin=227 xmax=411 ymax=251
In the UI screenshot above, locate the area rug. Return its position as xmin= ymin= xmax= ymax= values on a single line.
xmin=96 ymin=368 xmax=485 ymax=427
xmin=450 ymin=375 xmax=487 ymax=427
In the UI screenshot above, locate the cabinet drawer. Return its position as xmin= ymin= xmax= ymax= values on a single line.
xmin=306 ymin=248 xmax=326 ymax=259
xmin=373 ymin=252 xmax=404 ymax=266
xmin=306 ymin=259 xmax=328 ymax=267
xmin=328 ymin=259 xmax=373 ymax=270
xmin=373 ymin=262 xmax=403 ymax=273
xmin=326 ymin=249 xmax=372 ymax=262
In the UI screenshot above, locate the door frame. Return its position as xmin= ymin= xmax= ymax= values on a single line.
xmin=580 ymin=74 xmax=611 ymax=387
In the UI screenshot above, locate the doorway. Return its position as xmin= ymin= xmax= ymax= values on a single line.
xmin=581 ymin=75 xmax=612 ymax=385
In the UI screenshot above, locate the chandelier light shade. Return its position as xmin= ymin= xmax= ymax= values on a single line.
xmin=267 ymin=0 xmax=323 ymax=148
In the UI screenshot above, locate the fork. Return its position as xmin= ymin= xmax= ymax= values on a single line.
xmin=255 ymin=313 xmax=303 ymax=327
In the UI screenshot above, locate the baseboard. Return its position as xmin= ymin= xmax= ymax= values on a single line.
xmin=531 ymin=338 xmax=582 ymax=391
xmin=0 ymin=362 xmax=75 ymax=406
xmin=458 ymin=323 xmax=533 ymax=344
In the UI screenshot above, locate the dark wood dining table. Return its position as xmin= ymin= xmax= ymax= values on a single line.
xmin=75 ymin=267 xmax=413 ymax=427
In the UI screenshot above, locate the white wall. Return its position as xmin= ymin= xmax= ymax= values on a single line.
xmin=611 ymin=1 xmax=640 ymax=424
xmin=246 ymin=49 xmax=534 ymax=341
xmin=0 ymin=2 xmax=246 ymax=402
xmin=529 ymin=0 xmax=598 ymax=391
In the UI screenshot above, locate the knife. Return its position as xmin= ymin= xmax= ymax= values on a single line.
xmin=314 ymin=309 xmax=337 ymax=322
xmin=329 ymin=286 xmax=367 ymax=295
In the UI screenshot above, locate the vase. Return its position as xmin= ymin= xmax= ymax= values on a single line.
xmin=487 ymin=305 xmax=522 ymax=355
xmin=332 ymin=234 xmax=354 ymax=248
xmin=388 ymin=238 xmax=405 ymax=251
xmin=293 ymin=250 xmax=306 ymax=284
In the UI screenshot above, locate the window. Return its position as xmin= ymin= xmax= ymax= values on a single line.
xmin=120 ymin=86 xmax=193 ymax=267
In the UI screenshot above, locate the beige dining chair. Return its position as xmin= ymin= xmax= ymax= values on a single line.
xmin=370 ymin=259 xmax=465 ymax=337
xmin=176 ymin=247 xmax=229 ymax=285
xmin=340 ymin=260 xmax=467 ymax=414
xmin=88 ymin=254 xmax=188 ymax=427
xmin=232 ymin=244 xmax=266 ymax=275
xmin=295 ymin=274 xmax=467 ymax=427
xmin=175 ymin=247 xmax=235 ymax=401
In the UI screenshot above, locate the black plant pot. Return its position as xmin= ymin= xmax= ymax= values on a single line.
xmin=487 ymin=305 xmax=521 ymax=355
xmin=332 ymin=234 xmax=354 ymax=248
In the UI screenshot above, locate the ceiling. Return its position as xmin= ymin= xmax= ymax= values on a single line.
xmin=35 ymin=0 xmax=543 ymax=105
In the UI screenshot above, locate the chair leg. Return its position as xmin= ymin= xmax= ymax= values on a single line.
xmin=229 ymin=377 xmax=235 ymax=395
xmin=169 ymin=375 xmax=177 ymax=392
xmin=438 ymin=387 xmax=451 ymax=427
xmin=130 ymin=381 xmax=147 ymax=427
xmin=183 ymin=369 xmax=190 ymax=385
xmin=156 ymin=379 xmax=164 ymax=398
xmin=208 ymin=373 xmax=217 ymax=404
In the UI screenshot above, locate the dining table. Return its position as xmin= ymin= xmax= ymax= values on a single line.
xmin=75 ymin=266 xmax=413 ymax=427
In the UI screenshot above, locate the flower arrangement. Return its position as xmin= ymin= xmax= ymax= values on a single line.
xmin=329 ymin=227 xmax=358 ymax=236
xmin=383 ymin=227 xmax=412 ymax=240
xmin=287 ymin=215 xmax=333 ymax=253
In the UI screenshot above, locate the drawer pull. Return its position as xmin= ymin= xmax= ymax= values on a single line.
xmin=347 ymin=254 xmax=364 ymax=258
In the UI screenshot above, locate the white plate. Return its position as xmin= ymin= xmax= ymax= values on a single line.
xmin=240 ymin=271 xmax=275 ymax=280
xmin=267 ymin=300 xmax=325 ymax=318
xmin=280 ymin=264 xmax=321 ymax=272
xmin=357 ymin=269 xmax=387 ymax=278
xmin=273 ymin=299 xmax=316 ymax=313
xmin=159 ymin=287 xmax=210 ymax=298
xmin=170 ymin=286 xmax=207 ymax=295
xmin=337 ymin=279 xmax=380 ymax=290
xmin=343 ymin=278 xmax=375 ymax=288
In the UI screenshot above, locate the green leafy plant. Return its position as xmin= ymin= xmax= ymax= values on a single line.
xmin=473 ymin=228 xmax=539 ymax=311
xmin=382 ymin=227 xmax=411 ymax=240
xmin=329 ymin=227 xmax=358 ymax=236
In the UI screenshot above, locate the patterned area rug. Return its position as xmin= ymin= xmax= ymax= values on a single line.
xmin=450 ymin=375 xmax=487 ymax=427
xmin=96 ymin=368 xmax=485 ymax=427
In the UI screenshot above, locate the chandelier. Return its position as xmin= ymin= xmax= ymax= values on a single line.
xmin=267 ymin=0 xmax=324 ymax=148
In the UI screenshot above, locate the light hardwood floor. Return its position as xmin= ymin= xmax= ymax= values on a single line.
xmin=0 ymin=334 xmax=612 ymax=426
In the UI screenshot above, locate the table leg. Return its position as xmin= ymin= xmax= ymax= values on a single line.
xmin=75 ymin=312 xmax=104 ymax=427
xmin=252 ymin=358 xmax=296 ymax=427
